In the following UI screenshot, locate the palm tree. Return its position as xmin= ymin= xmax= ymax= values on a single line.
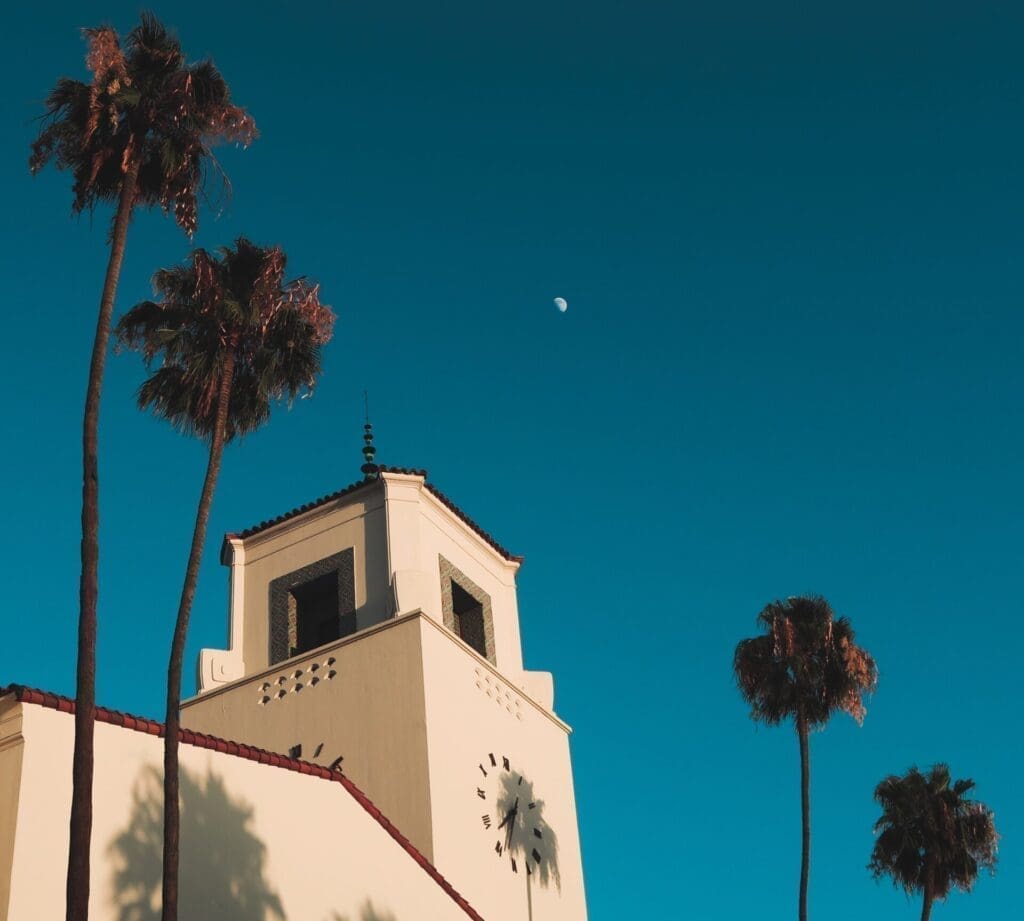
xmin=733 ymin=595 xmax=877 ymax=921
xmin=869 ymin=764 xmax=998 ymax=920
xmin=116 ymin=238 xmax=334 ymax=921
xmin=30 ymin=16 xmax=254 ymax=919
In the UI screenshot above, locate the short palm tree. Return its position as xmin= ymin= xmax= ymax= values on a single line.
xmin=30 ymin=16 xmax=254 ymax=919
xmin=116 ymin=238 xmax=333 ymax=921
xmin=869 ymin=764 xmax=998 ymax=920
xmin=733 ymin=595 xmax=877 ymax=921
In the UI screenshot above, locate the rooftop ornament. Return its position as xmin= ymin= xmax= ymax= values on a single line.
xmin=361 ymin=392 xmax=378 ymax=479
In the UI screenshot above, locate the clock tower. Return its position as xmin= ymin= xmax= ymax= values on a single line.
xmin=180 ymin=437 xmax=587 ymax=921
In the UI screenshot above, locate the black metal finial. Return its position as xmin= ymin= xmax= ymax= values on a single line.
xmin=361 ymin=391 xmax=378 ymax=478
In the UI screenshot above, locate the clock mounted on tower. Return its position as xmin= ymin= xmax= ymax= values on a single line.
xmin=474 ymin=751 xmax=557 ymax=881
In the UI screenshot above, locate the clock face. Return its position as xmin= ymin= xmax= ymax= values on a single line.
xmin=474 ymin=752 xmax=549 ymax=876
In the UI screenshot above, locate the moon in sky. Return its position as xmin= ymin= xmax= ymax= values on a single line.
xmin=554 ymin=297 xmax=568 ymax=313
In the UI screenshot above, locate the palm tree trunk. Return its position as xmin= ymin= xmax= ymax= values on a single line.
xmin=920 ymin=862 xmax=934 ymax=921
xmin=161 ymin=347 xmax=237 ymax=921
xmin=798 ymin=712 xmax=811 ymax=921
xmin=67 ymin=157 xmax=140 ymax=921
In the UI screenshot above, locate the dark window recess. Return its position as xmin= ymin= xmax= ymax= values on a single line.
xmin=269 ymin=548 xmax=355 ymax=665
xmin=452 ymin=581 xmax=487 ymax=658
xmin=291 ymin=573 xmax=357 ymax=656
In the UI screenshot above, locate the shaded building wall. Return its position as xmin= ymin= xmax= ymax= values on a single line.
xmin=182 ymin=615 xmax=434 ymax=861
xmin=239 ymin=487 xmax=391 ymax=676
xmin=0 ymin=700 xmax=480 ymax=921
xmin=183 ymin=613 xmax=587 ymax=921
xmin=0 ymin=700 xmax=24 ymax=921
xmin=199 ymin=473 xmax=556 ymax=706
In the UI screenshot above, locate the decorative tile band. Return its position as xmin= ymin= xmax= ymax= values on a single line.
xmin=268 ymin=548 xmax=355 ymax=665
xmin=439 ymin=555 xmax=496 ymax=666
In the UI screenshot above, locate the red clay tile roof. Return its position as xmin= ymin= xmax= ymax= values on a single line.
xmin=228 ymin=476 xmax=378 ymax=542
xmin=229 ymin=466 xmax=523 ymax=564
xmin=1 ymin=684 xmax=485 ymax=921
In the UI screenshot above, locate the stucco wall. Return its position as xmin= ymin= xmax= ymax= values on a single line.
xmin=382 ymin=475 xmax=524 ymax=677
xmin=418 ymin=619 xmax=588 ymax=921
xmin=203 ymin=473 xmax=527 ymax=694
xmin=183 ymin=614 xmax=587 ymax=921
xmin=0 ymin=700 xmax=24 ymax=921
xmin=1 ymin=700 xmax=479 ymax=921
xmin=239 ymin=487 xmax=390 ymax=674
xmin=183 ymin=615 xmax=434 ymax=860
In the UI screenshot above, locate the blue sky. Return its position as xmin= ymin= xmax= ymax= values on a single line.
xmin=1 ymin=2 xmax=1021 ymax=918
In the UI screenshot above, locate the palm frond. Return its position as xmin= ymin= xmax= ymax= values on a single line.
xmin=30 ymin=12 xmax=255 ymax=235
xmin=117 ymin=240 xmax=335 ymax=443
xmin=869 ymin=764 xmax=998 ymax=902
xmin=734 ymin=595 xmax=877 ymax=731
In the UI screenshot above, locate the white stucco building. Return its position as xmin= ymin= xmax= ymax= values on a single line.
xmin=0 ymin=460 xmax=588 ymax=921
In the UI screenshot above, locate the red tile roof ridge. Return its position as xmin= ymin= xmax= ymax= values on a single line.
xmin=228 ymin=467 xmax=523 ymax=564
xmin=0 ymin=683 xmax=486 ymax=921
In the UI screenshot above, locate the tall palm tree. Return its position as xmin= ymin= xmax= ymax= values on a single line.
xmin=30 ymin=16 xmax=254 ymax=919
xmin=869 ymin=764 xmax=998 ymax=920
xmin=733 ymin=595 xmax=877 ymax=921
xmin=116 ymin=238 xmax=334 ymax=921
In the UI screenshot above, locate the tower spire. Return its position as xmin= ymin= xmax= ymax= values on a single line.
xmin=361 ymin=391 xmax=378 ymax=479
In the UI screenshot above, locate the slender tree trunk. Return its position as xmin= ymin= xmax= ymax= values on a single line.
xmin=67 ymin=158 xmax=140 ymax=921
xmin=797 ymin=712 xmax=811 ymax=921
xmin=920 ymin=862 xmax=934 ymax=921
xmin=161 ymin=347 xmax=237 ymax=921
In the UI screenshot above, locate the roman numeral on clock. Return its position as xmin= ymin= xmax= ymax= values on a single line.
xmin=482 ymin=814 xmax=492 ymax=828
xmin=495 ymin=841 xmax=503 ymax=856
xmin=476 ymin=787 xmax=486 ymax=799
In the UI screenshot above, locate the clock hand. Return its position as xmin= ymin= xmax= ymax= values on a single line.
xmin=496 ymin=797 xmax=521 ymax=834
xmin=504 ymin=797 xmax=520 ymax=849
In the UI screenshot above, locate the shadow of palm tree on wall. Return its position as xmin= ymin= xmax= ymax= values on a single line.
xmin=496 ymin=772 xmax=561 ymax=892
xmin=108 ymin=765 xmax=285 ymax=921
xmin=324 ymin=901 xmax=396 ymax=921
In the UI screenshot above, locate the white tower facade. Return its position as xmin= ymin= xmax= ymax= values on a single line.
xmin=181 ymin=467 xmax=588 ymax=921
